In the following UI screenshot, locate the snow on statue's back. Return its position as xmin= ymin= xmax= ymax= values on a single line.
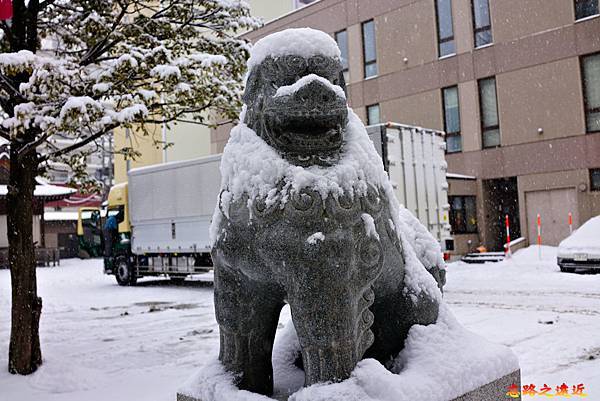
xmin=180 ymin=27 xmax=520 ymax=401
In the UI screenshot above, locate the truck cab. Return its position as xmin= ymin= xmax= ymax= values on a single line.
xmin=102 ymin=183 xmax=133 ymax=284
xmin=76 ymin=207 xmax=103 ymax=258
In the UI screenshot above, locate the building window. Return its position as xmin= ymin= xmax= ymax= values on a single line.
xmin=367 ymin=104 xmax=380 ymax=125
xmin=478 ymin=77 xmax=501 ymax=148
xmin=293 ymin=0 xmax=317 ymax=9
xmin=335 ymin=30 xmax=349 ymax=83
xmin=362 ymin=20 xmax=378 ymax=78
xmin=435 ymin=0 xmax=456 ymax=57
xmin=591 ymin=169 xmax=600 ymax=191
xmin=575 ymin=0 xmax=599 ymax=20
xmin=449 ymin=196 xmax=478 ymax=234
xmin=472 ymin=0 xmax=493 ymax=47
xmin=442 ymin=86 xmax=461 ymax=153
xmin=582 ymin=52 xmax=600 ymax=133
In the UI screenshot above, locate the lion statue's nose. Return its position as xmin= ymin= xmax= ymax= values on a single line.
xmin=292 ymin=79 xmax=340 ymax=108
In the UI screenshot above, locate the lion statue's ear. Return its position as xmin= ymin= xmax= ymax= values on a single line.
xmin=242 ymin=67 xmax=260 ymax=107
xmin=242 ymin=67 xmax=261 ymax=126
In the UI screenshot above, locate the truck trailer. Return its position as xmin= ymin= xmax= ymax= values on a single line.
xmin=85 ymin=123 xmax=452 ymax=285
xmin=367 ymin=122 xmax=453 ymax=253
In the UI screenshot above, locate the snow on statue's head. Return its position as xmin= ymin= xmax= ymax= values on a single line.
xmin=243 ymin=28 xmax=348 ymax=167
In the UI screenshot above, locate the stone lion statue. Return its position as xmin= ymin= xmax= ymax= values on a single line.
xmin=210 ymin=28 xmax=445 ymax=396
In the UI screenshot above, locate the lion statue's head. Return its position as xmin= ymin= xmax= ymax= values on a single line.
xmin=242 ymin=28 xmax=348 ymax=167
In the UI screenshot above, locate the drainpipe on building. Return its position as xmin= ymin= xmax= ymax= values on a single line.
xmin=125 ymin=127 xmax=131 ymax=173
xmin=160 ymin=92 xmax=168 ymax=163
xmin=162 ymin=116 xmax=168 ymax=163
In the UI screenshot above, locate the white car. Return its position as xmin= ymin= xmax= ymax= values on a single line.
xmin=557 ymin=215 xmax=600 ymax=273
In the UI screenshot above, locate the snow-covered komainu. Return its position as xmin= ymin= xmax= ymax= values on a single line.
xmin=210 ymin=28 xmax=446 ymax=396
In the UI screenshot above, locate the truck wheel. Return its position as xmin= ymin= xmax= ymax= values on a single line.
xmin=115 ymin=256 xmax=137 ymax=286
xmin=170 ymin=276 xmax=186 ymax=284
xmin=559 ymin=265 xmax=575 ymax=273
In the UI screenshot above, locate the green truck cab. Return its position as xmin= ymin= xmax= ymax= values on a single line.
xmin=78 ymin=182 xmax=135 ymax=285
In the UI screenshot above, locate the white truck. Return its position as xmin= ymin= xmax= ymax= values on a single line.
xmin=91 ymin=123 xmax=452 ymax=285
xmin=367 ymin=123 xmax=453 ymax=255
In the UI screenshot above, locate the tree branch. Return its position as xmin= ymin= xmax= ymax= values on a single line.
xmin=18 ymin=131 xmax=53 ymax=158
xmin=43 ymin=125 xmax=118 ymax=161
xmin=0 ymin=74 xmax=26 ymax=105
xmin=79 ymin=5 xmax=128 ymax=66
xmin=38 ymin=0 xmax=57 ymax=10
xmin=0 ymin=128 xmax=10 ymax=141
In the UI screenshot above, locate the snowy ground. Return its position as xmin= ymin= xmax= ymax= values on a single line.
xmin=1 ymin=246 xmax=599 ymax=400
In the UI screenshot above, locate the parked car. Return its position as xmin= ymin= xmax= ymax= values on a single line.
xmin=557 ymin=215 xmax=600 ymax=272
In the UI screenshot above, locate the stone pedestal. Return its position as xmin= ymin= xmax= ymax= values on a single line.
xmin=452 ymin=370 xmax=521 ymax=401
xmin=177 ymin=369 xmax=521 ymax=401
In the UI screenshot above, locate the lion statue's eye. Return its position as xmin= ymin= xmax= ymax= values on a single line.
xmin=284 ymin=55 xmax=307 ymax=75
xmin=309 ymin=55 xmax=329 ymax=70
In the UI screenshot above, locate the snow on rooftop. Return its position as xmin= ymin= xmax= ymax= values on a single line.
xmin=44 ymin=211 xmax=80 ymax=221
xmin=247 ymin=28 xmax=341 ymax=70
xmin=0 ymin=182 xmax=76 ymax=198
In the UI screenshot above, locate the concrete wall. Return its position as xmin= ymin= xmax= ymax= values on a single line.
xmin=164 ymin=119 xmax=211 ymax=163
xmin=113 ymin=125 xmax=164 ymax=184
xmin=496 ymin=57 xmax=585 ymax=147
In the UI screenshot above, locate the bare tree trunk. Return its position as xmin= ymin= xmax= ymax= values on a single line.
xmin=7 ymin=145 xmax=42 ymax=375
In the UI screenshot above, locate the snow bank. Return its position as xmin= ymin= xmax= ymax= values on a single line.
xmin=247 ymin=28 xmax=341 ymax=70
xmin=512 ymin=244 xmax=558 ymax=262
xmin=558 ymin=215 xmax=600 ymax=256
xmin=181 ymin=305 xmax=519 ymax=401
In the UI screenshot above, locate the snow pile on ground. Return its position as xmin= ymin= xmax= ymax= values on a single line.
xmin=2 ymin=251 xmax=600 ymax=401
xmin=445 ymin=245 xmax=600 ymax=401
xmin=558 ymin=215 xmax=600 ymax=256
xmin=180 ymin=304 xmax=518 ymax=401
xmin=0 ymin=259 xmax=219 ymax=401
xmin=246 ymin=28 xmax=341 ymax=69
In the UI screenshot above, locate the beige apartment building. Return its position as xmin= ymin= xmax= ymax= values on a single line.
xmin=212 ymin=0 xmax=600 ymax=253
